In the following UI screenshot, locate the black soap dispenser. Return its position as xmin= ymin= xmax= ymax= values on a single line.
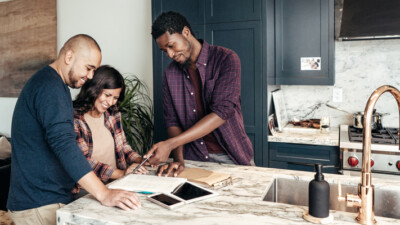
xmin=309 ymin=163 xmax=330 ymax=218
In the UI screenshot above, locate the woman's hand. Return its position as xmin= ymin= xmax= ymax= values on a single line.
xmin=125 ymin=163 xmax=149 ymax=175
xmin=157 ymin=161 xmax=185 ymax=177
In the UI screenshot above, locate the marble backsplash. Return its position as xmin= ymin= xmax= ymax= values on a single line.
xmin=269 ymin=39 xmax=400 ymax=128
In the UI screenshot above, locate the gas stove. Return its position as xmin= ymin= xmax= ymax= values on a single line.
xmin=348 ymin=126 xmax=399 ymax=144
xmin=340 ymin=125 xmax=400 ymax=177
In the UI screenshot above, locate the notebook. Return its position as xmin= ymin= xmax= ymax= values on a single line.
xmin=108 ymin=174 xmax=187 ymax=193
xmin=177 ymin=168 xmax=232 ymax=188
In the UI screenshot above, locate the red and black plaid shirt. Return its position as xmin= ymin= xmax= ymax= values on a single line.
xmin=72 ymin=107 xmax=140 ymax=192
xmin=162 ymin=40 xmax=253 ymax=165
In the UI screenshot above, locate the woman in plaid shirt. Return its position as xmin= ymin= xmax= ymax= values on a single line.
xmin=72 ymin=65 xmax=147 ymax=195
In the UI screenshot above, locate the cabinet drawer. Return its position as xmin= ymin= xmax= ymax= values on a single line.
xmin=269 ymin=142 xmax=339 ymax=173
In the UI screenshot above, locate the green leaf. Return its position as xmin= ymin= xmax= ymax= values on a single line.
xmin=119 ymin=75 xmax=154 ymax=156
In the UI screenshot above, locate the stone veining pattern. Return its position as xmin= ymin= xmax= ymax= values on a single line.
xmin=270 ymin=39 xmax=400 ymax=129
xmin=57 ymin=161 xmax=400 ymax=225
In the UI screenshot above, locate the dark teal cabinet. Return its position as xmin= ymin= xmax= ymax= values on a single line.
xmin=151 ymin=0 xmax=334 ymax=167
xmin=205 ymin=0 xmax=261 ymax=23
xmin=273 ymin=0 xmax=335 ymax=85
xmin=152 ymin=0 xmax=204 ymax=25
xmin=152 ymin=0 xmax=269 ymax=166
xmin=269 ymin=142 xmax=340 ymax=174
xmin=205 ymin=21 xmax=264 ymax=166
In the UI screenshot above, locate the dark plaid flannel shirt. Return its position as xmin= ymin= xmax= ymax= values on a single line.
xmin=162 ymin=40 xmax=254 ymax=165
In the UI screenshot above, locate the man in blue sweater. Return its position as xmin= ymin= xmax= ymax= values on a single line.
xmin=7 ymin=34 xmax=140 ymax=225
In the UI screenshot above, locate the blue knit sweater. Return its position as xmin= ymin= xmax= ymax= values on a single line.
xmin=7 ymin=66 xmax=92 ymax=211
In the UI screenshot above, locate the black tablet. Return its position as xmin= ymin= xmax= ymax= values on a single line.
xmin=172 ymin=181 xmax=218 ymax=203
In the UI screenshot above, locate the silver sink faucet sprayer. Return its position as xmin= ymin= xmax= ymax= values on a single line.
xmin=338 ymin=85 xmax=400 ymax=225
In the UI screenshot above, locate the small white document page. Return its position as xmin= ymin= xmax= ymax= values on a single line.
xmin=300 ymin=57 xmax=321 ymax=70
xmin=108 ymin=174 xmax=187 ymax=193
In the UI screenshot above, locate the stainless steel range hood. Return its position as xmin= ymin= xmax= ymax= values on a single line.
xmin=335 ymin=0 xmax=400 ymax=41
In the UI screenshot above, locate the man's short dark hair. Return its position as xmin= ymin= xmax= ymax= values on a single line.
xmin=151 ymin=11 xmax=195 ymax=40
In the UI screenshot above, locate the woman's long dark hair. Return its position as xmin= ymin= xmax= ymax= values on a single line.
xmin=73 ymin=65 xmax=125 ymax=114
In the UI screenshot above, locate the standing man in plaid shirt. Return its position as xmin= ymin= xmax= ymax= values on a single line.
xmin=145 ymin=11 xmax=254 ymax=176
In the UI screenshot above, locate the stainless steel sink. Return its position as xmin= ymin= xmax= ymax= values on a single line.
xmin=263 ymin=177 xmax=400 ymax=219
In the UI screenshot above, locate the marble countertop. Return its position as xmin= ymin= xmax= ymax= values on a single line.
xmin=57 ymin=160 xmax=400 ymax=225
xmin=268 ymin=124 xmax=339 ymax=146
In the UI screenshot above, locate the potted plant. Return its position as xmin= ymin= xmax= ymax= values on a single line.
xmin=118 ymin=76 xmax=154 ymax=156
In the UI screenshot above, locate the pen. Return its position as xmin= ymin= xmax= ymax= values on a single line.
xmin=137 ymin=191 xmax=153 ymax=194
xmin=132 ymin=153 xmax=153 ymax=174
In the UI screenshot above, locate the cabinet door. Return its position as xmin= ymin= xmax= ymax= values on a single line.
xmin=206 ymin=21 xmax=263 ymax=165
xmin=274 ymin=0 xmax=334 ymax=85
xmin=205 ymin=0 xmax=261 ymax=23
xmin=152 ymin=0 xmax=204 ymax=25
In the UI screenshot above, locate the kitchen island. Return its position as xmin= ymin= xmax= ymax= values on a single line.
xmin=57 ymin=160 xmax=400 ymax=225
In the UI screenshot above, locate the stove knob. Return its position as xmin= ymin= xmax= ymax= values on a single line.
xmin=397 ymin=161 xmax=400 ymax=171
xmin=371 ymin=159 xmax=374 ymax=168
xmin=348 ymin=156 xmax=359 ymax=167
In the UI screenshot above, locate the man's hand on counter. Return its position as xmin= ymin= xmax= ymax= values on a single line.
xmin=98 ymin=189 xmax=141 ymax=210
xmin=78 ymin=172 xmax=141 ymax=210
xmin=157 ymin=161 xmax=185 ymax=177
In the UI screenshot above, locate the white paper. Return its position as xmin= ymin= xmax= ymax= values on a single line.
xmin=300 ymin=57 xmax=321 ymax=70
xmin=108 ymin=174 xmax=187 ymax=193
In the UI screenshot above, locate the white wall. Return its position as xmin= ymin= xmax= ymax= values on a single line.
xmin=58 ymin=0 xmax=153 ymax=98
xmin=0 ymin=0 xmax=153 ymax=136
xmin=0 ymin=98 xmax=17 ymax=137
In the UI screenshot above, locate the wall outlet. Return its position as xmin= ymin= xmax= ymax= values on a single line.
xmin=333 ymin=87 xmax=342 ymax=102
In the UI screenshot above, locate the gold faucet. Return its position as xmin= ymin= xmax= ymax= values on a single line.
xmin=338 ymin=85 xmax=400 ymax=225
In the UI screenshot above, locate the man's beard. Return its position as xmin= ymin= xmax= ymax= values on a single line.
xmin=181 ymin=57 xmax=191 ymax=67
xmin=181 ymin=39 xmax=192 ymax=67
xmin=68 ymin=68 xmax=80 ymax=88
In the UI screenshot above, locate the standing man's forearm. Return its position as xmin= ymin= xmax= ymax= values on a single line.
xmin=167 ymin=126 xmax=184 ymax=162
xmin=146 ymin=113 xmax=225 ymax=164
xmin=169 ymin=112 xmax=225 ymax=149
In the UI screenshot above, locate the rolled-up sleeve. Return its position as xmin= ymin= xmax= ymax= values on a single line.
xmin=209 ymin=52 xmax=241 ymax=120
